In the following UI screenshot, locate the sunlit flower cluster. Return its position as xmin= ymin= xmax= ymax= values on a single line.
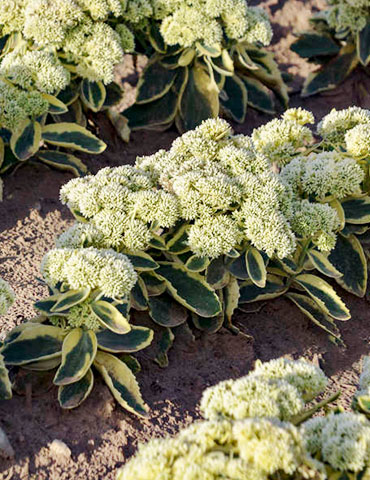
xmin=252 ymin=109 xmax=314 ymax=166
xmin=303 ymin=412 xmax=370 ymax=472
xmin=118 ymin=417 xmax=316 ymax=480
xmin=0 ymin=80 xmax=49 ymax=130
xmin=149 ymin=0 xmax=272 ymax=50
xmin=326 ymin=0 xmax=370 ymax=34
xmin=317 ymin=107 xmax=370 ymax=147
xmin=0 ymin=278 xmax=15 ymax=316
xmin=281 ymin=152 xmax=364 ymax=200
xmin=41 ymin=247 xmax=137 ymax=298
xmin=0 ymin=0 xmax=139 ymax=89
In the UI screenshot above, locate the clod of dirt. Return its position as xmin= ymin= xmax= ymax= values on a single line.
xmin=48 ymin=440 xmax=71 ymax=462
xmin=0 ymin=427 xmax=14 ymax=459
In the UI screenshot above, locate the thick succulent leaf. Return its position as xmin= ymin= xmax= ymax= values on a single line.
xmin=130 ymin=277 xmax=148 ymax=311
xmin=37 ymin=150 xmax=88 ymax=176
xmin=239 ymin=274 xmax=286 ymax=303
xmin=81 ymin=79 xmax=106 ymax=112
xmin=191 ymin=310 xmax=224 ymax=333
xmin=246 ymin=247 xmax=267 ymax=288
xmin=136 ymin=60 xmax=177 ymax=104
xmin=90 ymin=301 xmax=131 ymax=334
xmin=302 ymin=45 xmax=358 ymax=96
xmin=42 ymin=93 xmax=68 ymax=114
xmin=206 ymin=257 xmax=230 ymax=289
xmin=196 ymin=42 xmax=221 ymax=57
xmin=227 ymin=253 xmax=249 ymax=280
xmin=155 ymin=328 xmax=174 ymax=368
xmin=107 ymin=109 xmax=130 ymax=143
xmin=124 ymin=251 xmax=159 ymax=271
xmin=42 ymin=123 xmax=106 ymax=153
xmin=0 ymin=354 xmax=12 ymax=400
xmin=286 ymin=293 xmax=342 ymax=342
xmin=328 ymin=234 xmax=368 ymax=297
xmin=342 ymin=197 xmax=370 ymax=224
xmin=246 ymin=48 xmax=288 ymax=107
xmin=52 ymin=99 xmax=86 ymax=127
xmin=294 ymin=274 xmax=350 ymax=320
xmin=34 ymin=294 xmax=62 ymax=316
xmin=141 ymin=272 xmax=167 ymax=297
xmin=167 ymin=224 xmax=190 ymax=254
xmin=155 ymin=262 xmax=222 ymax=317
xmin=54 ymin=329 xmax=97 ymax=386
xmin=103 ymin=82 xmax=124 ymax=108
xmin=1 ymin=325 xmax=65 ymax=365
xmin=97 ymin=326 xmax=153 ymax=353
xmin=178 ymin=48 xmax=196 ymax=67
xmin=57 ymin=83 xmax=80 ymax=106
xmin=179 ymin=64 xmax=219 ymax=131
xmin=148 ymin=233 xmax=167 ymax=250
xmin=58 ymin=368 xmax=94 ymax=409
xmin=148 ymin=292 xmax=188 ymax=327
xmin=10 ymin=120 xmax=41 ymax=161
xmin=307 ymin=250 xmax=342 ymax=279
xmin=185 ymin=255 xmax=210 ymax=272
xmin=221 ymin=75 xmax=247 ymax=123
xmin=291 ymin=33 xmax=340 ymax=58
xmin=22 ymin=355 xmax=62 ymax=371
xmin=94 ymin=351 xmax=148 ymax=417
xmin=124 ymin=69 xmax=186 ymax=130
xmin=224 ymin=276 xmax=240 ymax=323
xmin=209 ymin=54 xmax=234 ymax=77
xmin=50 ymin=287 xmax=91 ymax=313
xmin=240 ymin=76 xmax=275 ymax=115
xmin=341 ymin=224 xmax=369 ymax=236
xmin=149 ymin=23 xmax=166 ymax=53
xmin=120 ymin=355 xmax=141 ymax=374
xmin=357 ymin=20 xmax=370 ymax=66
xmin=330 ymin=199 xmax=345 ymax=231
xmin=0 ymin=145 xmax=18 ymax=174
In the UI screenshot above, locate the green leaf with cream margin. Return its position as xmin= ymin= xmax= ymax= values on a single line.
xmin=94 ymin=351 xmax=148 ymax=417
xmin=154 ymin=262 xmax=222 ymax=318
xmin=54 ymin=328 xmax=97 ymax=386
xmin=293 ymin=274 xmax=350 ymax=320
xmin=41 ymin=123 xmax=106 ymax=153
xmin=58 ymin=369 xmax=94 ymax=409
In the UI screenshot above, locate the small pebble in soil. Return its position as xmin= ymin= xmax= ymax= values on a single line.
xmin=48 ymin=439 xmax=71 ymax=461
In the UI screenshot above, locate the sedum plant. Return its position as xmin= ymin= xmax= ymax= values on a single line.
xmin=291 ymin=0 xmax=370 ymax=96
xmin=0 ymin=278 xmax=15 ymax=401
xmin=0 ymin=248 xmax=153 ymax=416
xmin=117 ymin=356 xmax=370 ymax=480
xmin=56 ymin=110 xmax=370 ymax=352
xmin=123 ymin=0 xmax=288 ymax=132
xmin=0 ymin=0 xmax=140 ymax=175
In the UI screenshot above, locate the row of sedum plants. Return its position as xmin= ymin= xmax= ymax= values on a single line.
xmin=118 ymin=356 xmax=370 ymax=480
xmin=0 ymin=0 xmax=287 ymax=188
xmin=292 ymin=0 xmax=370 ymax=96
xmin=1 ymin=106 xmax=370 ymax=416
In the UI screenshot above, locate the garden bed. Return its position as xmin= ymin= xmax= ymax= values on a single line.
xmin=0 ymin=1 xmax=369 ymax=478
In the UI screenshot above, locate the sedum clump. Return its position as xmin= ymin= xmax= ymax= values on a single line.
xmin=291 ymin=0 xmax=370 ymax=96
xmin=118 ymin=356 xmax=370 ymax=479
xmin=0 ymin=246 xmax=152 ymax=414
xmin=56 ymin=108 xmax=370 ymax=353
xmin=123 ymin=0 xmax=288 ymax=132
xmin=0 ymin=0 xmax=144 ymax=176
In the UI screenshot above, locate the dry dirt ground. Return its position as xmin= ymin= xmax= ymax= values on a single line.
xmin=0 ymin=1 xmax=370 ymax=478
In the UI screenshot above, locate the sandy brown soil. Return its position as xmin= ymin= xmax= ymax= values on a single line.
xmin=0 ymin=1 xmax=369 ymax=478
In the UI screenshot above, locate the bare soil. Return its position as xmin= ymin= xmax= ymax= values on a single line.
xmin=0 ymin=1 xmax=369 ymax=478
